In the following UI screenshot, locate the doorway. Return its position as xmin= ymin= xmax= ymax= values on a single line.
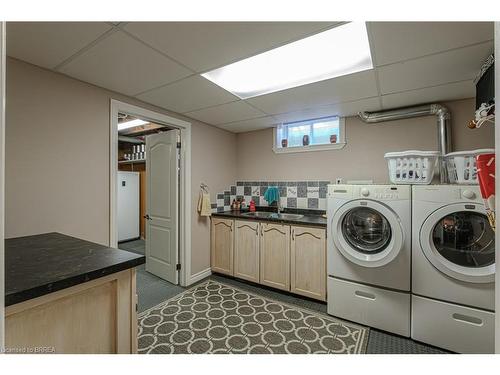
xmin=110 ymin=100 xmax=192 ymax=293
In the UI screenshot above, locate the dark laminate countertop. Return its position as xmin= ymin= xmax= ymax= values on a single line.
xmin=5 ymin=232 xmax=145 ymax=307
xmin=212 ymin=208 xmax=327 ymax=227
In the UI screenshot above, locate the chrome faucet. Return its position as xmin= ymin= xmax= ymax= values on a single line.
xmin=276 ymin=197 xmax=283 ymax=214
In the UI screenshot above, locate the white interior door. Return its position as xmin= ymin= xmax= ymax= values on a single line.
xmin=145 ymin=130 xmax=179 ymax=284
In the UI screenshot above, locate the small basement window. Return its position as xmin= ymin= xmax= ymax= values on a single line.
xmin=273 ymin=116 xmax=346 ymax=153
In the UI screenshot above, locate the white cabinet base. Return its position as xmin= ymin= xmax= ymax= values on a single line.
xmin=327 ymin=277 xmax=410 ymax=337
xmin=411 ymin=295 xmax=495 ymax=354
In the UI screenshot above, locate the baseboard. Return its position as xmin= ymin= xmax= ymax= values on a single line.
xmin=188 ymin=268 xmax=212 ymax=285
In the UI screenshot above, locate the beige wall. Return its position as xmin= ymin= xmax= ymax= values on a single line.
xmin=5 ymin=58 xmax=236 ymax=276
xmin=235 ymin=98 xmax=494 ymax=182
xmin=5 ymin=57 xmax=495 ymax=279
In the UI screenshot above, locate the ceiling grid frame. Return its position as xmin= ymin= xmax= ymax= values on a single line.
xmin=5 ymin=21 xmax=494 ymax=132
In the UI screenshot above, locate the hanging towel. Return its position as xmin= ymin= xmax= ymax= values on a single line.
xmin=264 ymin=187 xmax=280 ymax=204
xmin=198 ymin=192 xmax=212 ymax=217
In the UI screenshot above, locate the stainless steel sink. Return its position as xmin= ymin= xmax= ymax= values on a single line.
xmin=277 ymin=213 xmax=304 ymax=220
xmin=242 ymin=211 xmax=274 ymax=218
xmin=242 ymin=212 xmax=304 ymax=220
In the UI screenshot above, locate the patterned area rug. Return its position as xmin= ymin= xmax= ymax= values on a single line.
xmin=138 ymin=280 xmax=369 ymax=354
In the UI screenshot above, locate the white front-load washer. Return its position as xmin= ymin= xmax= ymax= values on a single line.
xmin=411 ymin=184 xmax=495 ymax=353
xmin=327 ymin=184 xmax=411 ymax=336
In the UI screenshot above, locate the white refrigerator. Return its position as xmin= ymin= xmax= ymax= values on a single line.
xmin=117 ymin=171 xmax=140 ymax=242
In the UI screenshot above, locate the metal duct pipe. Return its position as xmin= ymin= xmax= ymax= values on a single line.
xmin=358 ymin=104 xmax=451 ymax=182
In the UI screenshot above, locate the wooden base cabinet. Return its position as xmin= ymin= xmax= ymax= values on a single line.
xmin=234 ymin=220 xmax=260 ymax=283
xmin=210 ymin=217 xmax=326 ymax=301
xmin=291 ymin=225 xmax=327 ymax=301
xmin=5 ymin=269 xmax=137 ymax=354
xmin=211 ymin=218 xmax=234 ymax=276
xmin=260 ymin=222 xmax=290 ymax=292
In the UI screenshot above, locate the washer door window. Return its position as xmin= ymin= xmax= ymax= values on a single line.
xmin=420 ymin=203 xmax=495 ymax=283
xmin=342 ymin=207 xmax=392 ymax=254
xmin=332 ymin=200 xmax=404 ymax=267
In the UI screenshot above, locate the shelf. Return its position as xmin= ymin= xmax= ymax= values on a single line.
xmin=118 ymin=159 xmax=146 ymax=165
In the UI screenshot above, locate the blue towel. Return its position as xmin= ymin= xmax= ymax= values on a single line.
xmin=264 ymin=187 xmax=280 ymax=204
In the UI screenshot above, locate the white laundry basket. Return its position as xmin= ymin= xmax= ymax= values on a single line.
xmin=445 ymin=149 xmax=495 ymax=184
xmin=384 ymin=150 xmax=440 ymax=185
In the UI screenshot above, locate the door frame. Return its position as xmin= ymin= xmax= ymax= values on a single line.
xmin=0 ymin=21 xmax=5 ymax=352
xmin=110 ymin=99 xmax=191 ymax=287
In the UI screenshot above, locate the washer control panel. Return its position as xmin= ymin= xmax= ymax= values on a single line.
xmin=328 ymin=184 xmax=411 ymax=200
xmin=462 ymin=189 xmax=476 ymax=200
xmin=360 ymin=187 xmax=402 ymax=200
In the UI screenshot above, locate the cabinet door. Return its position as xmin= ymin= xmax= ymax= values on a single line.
xmin=290 ymin=226 xmax=326 ymax=301
xmin=211 ymin=218 xmax=234 ymax=276
xmin=260 ymin=223 xmax=290 ymax=291
xmin=234 ymin=220 xmax=260 ymax=283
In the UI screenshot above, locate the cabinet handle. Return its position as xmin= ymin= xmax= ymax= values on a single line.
xmin=292 ymin=229 xmax=295 ymax=241
xmin=354 ymin=290 xmax=376 ymax=300
xmin=255 ymin=224 xmax=259 ymax=236
xmin=452 ymin=313 xmax=483 ymax=326
xmin=261 ymin=225 xmax=264 ymax=236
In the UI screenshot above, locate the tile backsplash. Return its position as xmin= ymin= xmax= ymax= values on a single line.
xmin=213 ymin=180 xmax=330 ymax=213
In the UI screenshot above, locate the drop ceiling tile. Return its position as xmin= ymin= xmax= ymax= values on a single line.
xmin=377 ymin=42 xmax=493 ymax=95
xmin=381 ymin=81 xmax=475 ymax=109
xmin=137 ymin=75 xmax=239 ymax=113
xmin=59 ymin=31 xmax=192 ymax=96
xmin=217 ymin=116 xmax=278 ymax=133
xmin=123 ymin=22 xmax=338 ymax=72
xmin=246 ymin=70 xmax=379 ymax=115
xmin=185 ymin=101 xmax=265 ymax=125
xmin=7 ymin=22 xmax=113 ymax=69
xmin=272 ymin=97 xmax=382 ymax=123
xmin=369 ymin=22 xmax=493 ymax=66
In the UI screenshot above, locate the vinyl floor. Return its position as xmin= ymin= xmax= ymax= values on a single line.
xmin=119 ymin=239 xmax=448 ymax=354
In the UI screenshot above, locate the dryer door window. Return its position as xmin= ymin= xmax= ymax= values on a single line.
xmin=342 ymin=207 xmax=392 ymax=254
xmin=432 ymin=211 xmax=494 ymax=268
xmin=420 ymin=203 xmax=495 ymax=283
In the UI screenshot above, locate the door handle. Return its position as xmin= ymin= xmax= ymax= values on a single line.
xmin=143 ymin=214 xmax=151 ymax=220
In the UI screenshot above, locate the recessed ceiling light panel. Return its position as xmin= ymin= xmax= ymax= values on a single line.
xmin=201 ymin=22 xmax=373 ymax=99
xmin=118 ymin=119 xmax=148 ymax=131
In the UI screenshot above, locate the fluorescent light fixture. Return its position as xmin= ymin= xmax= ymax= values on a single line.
xmin=201 ymin=22 xmax=373 ymax=99
xmin=118 ymin=119 xmax=148 ymax=131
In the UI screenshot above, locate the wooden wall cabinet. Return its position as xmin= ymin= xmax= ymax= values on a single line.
xmin=259 ymin=222 xmax=290 ymax=292
xmin=210 ymin=217 xmax=234 ymax=276
xmin=290 ymin=225 xmax=326 ymax=301
xmin=234 ymin=220 xmax=260 ymax=283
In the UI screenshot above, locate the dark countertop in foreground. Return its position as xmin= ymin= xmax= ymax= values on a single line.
xmin=5 ymin=232 xmax=145 ymax=307
xmin=212 ymin=209 xmax=327 ymax=227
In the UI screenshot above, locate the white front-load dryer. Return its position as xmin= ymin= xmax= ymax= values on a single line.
xmin=327 ymin=184 xmax=411 ymax=336
xmin=411 ymin=185 xmax=495 ymax=353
